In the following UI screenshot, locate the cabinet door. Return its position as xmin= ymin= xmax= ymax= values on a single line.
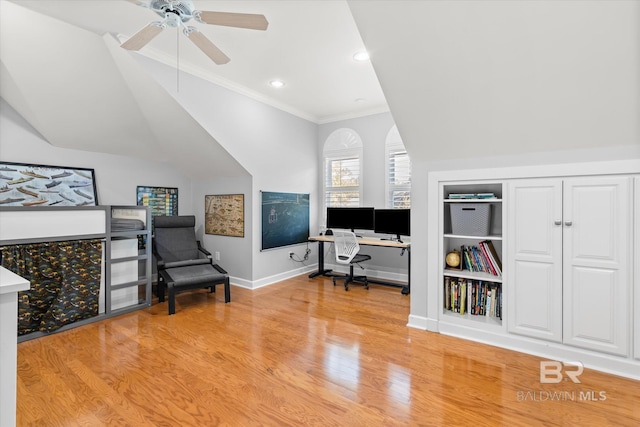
xmin=563 ymin=177 xmax=631 ymax=356
xmin=507 ymin=179 xmax=563 ymax=342
xmin=635 ymin=176 xmax=640 ymax=361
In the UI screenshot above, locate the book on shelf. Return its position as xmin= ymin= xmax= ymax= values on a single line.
xmin=443 ymin=276 xmax=502 ymax=319
xmin=482 ymin=240 xmax=502 ymax=272
xmin=476 ymin=193 xmax=497 ymax=199
xmin=459 ymin=243 xmax=502 ymax=277
xmin=448 ymin=193 xmax=476 ymax=199
xmin=444 ymin=277 xmax=451 ymax=310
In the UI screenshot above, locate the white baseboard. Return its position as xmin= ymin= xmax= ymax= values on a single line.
xmin=438 ymin=321 xmax=640 ymax=381
xmin=230 ymin=265 xmax=317 ymax=290
xmin=407 ymin=314 xmax=429 ymax=330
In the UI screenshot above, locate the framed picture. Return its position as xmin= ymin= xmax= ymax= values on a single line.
xmin=205 ymin=194 xmax=244 ymax=237
xmin=261 ymin=191 xmax=309 ymax=251
xmin=0 ymin=161 xmax=98 ymax=207
xmin=136 ymin=186 xmax=178 ymax=217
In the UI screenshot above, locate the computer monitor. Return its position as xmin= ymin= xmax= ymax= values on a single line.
xmin=374 ymin=209 xmax=410 ymax=242
xmin=326 ymin=207 xmax=375 ymax=232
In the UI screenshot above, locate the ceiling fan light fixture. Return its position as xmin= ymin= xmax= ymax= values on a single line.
xmin=353 ymin=51 xmax=369 ymax=62
xmin=270 ymin=79 xmax=285 ymax=88
xmin=123 ymin=0 xmax=268 ymax=65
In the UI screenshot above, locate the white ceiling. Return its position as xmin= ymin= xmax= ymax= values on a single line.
xmin=8 ymin=0 xmax=388 ymax=124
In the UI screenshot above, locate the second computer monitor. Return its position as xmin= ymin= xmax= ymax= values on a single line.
xmin=374 ymin=208 xmax=410 ymax=242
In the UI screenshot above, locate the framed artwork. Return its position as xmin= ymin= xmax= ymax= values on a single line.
xmin=0 ymin=161 xmax=98 ymax=207
xmin=136 ymin=186 xmax=178 ymax=217
xmin=205 ymin=194 xmax=244 ymax=237
xmin=261 ymin=191 xmax=309 ymax=251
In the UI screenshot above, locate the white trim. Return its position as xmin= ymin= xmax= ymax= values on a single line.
xmin=407 ymin=314 xmax=429 ymax=330
xmin=322 ymin=128 xmax=364 ymax=222
xmin=230 ymin=265 xmax=317 ymax=290
xmin=429 ymin=159 xmax=640 ymax=183
xmin=439 ymin=322 xmax=640 ymax=381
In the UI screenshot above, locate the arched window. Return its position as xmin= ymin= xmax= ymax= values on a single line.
xmin=385 ymin=125 xmax=411 ymax=208
xmin=323 ymin=129 xmax=364 ymax=219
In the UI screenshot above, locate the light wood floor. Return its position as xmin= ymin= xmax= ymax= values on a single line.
xmin=17 ymin=275 xmax=640 ymax=426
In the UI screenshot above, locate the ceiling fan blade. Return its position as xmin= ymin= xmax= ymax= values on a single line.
xmin=186 ymin=30 xmax=230 ymax=65
xmin=197 ymin=11 xmax=268 ymax=31
xmin=121 ymin=23 xmax=164 ymax=51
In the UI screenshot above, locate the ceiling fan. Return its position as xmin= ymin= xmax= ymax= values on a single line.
xmin=122 ymin=0 xmax=268 ymax=65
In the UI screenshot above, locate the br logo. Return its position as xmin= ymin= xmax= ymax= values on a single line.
xmin=539 ymin=361 xmax=584 ymax=384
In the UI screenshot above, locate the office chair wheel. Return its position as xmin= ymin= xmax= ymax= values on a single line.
xmin=332 ymin=277 xmax=337 ymax=286
xmin=344 ymin=282 xmax=349 ymax=291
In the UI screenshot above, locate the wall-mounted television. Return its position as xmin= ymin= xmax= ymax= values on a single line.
xmin=374 ymin=209 xmax=410 ymax=242
xmin=326 ymin=207 xmax=375 ymax=232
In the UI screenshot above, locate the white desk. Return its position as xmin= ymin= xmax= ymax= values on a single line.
xmin=1 ymin=267 xmax=30 ymax=427
xmin=308 ymin=235 xmax=410 ymax=294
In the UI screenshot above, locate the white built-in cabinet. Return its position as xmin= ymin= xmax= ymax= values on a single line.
xmin=508 ymin=177 xmax=631 ymax=356
xmin=428 ymin=160 xmax=639 ymax=379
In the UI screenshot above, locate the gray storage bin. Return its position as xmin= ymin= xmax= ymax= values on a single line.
xmin=451 ymin=203 xmax=491 ymax=236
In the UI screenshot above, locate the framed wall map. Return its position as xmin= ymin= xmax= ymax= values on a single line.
xmin=205 ymin=194 xmax=244 ymax=237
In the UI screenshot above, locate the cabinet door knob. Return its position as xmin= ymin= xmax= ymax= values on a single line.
xmin=554 ymin=220 xmax=562 ymax=226
xmin=565 ymin=221 xmax=573 ymax=226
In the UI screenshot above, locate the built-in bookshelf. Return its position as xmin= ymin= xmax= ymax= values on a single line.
xmin=427 ymin=161 xmax=639 ymax=380
xmin=441 ymin=182 xmax=503 ymax=327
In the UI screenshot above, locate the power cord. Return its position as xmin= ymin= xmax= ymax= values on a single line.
xmin=289 ymin=246 xmax=312 ymax=264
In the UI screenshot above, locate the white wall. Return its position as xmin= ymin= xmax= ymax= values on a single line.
xmin=317 ymin=112 xmax=411 ymax=281
xmin=1 ymin=94 xmax=317 ymax=286
xmin=192 ymin=177 xmax=253 ymax=283
xmin=134 ymin=56 xmax=320 ymax=286
xmin=0 ymin=98 xmax=193 ymax=210
xmin=349 ymin=0 xmax=639 ymax=162
xmin=349 ymin=0 xmax=640 ymax=322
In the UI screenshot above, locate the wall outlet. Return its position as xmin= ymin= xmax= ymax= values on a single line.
xmin=288 ymin=251 xmax=294 ymax=259
xmin=215 ymin=251 xmax=220 ymax=261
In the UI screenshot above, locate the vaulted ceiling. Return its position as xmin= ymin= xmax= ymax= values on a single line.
xmin=2 ymin=0 xmax=637 ymax=177
xmin=0 ymin=0 xmax=390 ymax=179
xmin=2 ymin=0 xmax=387 ymax=123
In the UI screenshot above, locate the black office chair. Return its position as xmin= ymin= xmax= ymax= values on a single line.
xmin=332 ymin=230 xmax=371 ymax=291
xmin=153 ymin=215 xmax=230 ymax=315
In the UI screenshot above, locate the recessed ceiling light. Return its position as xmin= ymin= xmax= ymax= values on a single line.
xmin=270 ymin=79 xmax=285 ymax=88
xmin=353 ymin=51 xmax=369 ymax=62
